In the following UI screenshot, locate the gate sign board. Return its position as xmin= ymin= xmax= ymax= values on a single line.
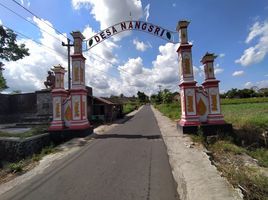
xmin=85 ymin=20 xmax=177 ymax=50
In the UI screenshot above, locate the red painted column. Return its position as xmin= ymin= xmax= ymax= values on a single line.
xmin=69 ymin=31 xmax=90 ymax=130
xmin=177 ymin=21 xmax=200 ymax=127
xmin=49 ymin=65 xmax=67 ymax=131
xmin=201 ymin=53 xmax=225 ymax=124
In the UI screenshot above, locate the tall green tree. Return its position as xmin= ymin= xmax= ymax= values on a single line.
xmin=0 ymin=25 xmax=29 ymax=91
xmin=161 ymin=89 xmax=173 ymax=103
xmin=137 ymin=91 xmax=149 ymax=103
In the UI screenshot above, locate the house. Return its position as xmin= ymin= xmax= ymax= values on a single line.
xmin=92 ymin=97 xmax=123 ymax=123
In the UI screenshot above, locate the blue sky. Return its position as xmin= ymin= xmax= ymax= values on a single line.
xmin=0 ymin=0 xmax=268 ymax=96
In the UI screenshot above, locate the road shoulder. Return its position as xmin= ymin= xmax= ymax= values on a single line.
xmin=151 ymin=105 xmax=243 ymax=200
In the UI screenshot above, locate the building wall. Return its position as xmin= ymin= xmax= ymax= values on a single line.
xmin=0 ymin=93 xmax=37 ymax=123
xmin=0 ymin=94 xmax=10 ymax=114
xmin=36 ymin=90 xmax=52 ymax=116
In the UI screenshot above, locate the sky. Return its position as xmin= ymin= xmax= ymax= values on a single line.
xmin=0 ymin=0 xmax=268 ymax=97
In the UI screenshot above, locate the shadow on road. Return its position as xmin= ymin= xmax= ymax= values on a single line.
xmin=92 ymin=115 xmax=135 ymax=129
xmin=93 ymin=134 xmax=162 ymax=140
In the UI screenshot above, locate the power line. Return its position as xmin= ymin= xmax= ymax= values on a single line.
xmin=0 ymin=1 xmax=64 ymax=43
xmin=11 ymin=0 xmax=70 ymax=41
xmin=1 ymin=24 xmax=136 ymax=87
xmin=2 ymin=1 xmax=146 ymax=88
xmin=2 ymin=24 xmax=67 ymax=59
xmin=3 ymin=0 xmax=144 ymax=79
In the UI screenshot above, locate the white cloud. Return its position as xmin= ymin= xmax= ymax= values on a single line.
xmin=2 ymin=14 xmax=181 ymax=97
xmin=83 ymin=25 xmax=119 ymax=66
xmin=2 ymin=17 xmax=68 ymax=93
xmin=20 ymin=0 xmax=30 ymax=8
xmin=244 ymin=81 xmax=253 ymax=88
xmin=0 ymin=19 xmax=2 ymax=25
xmin=265 ymin=74 xmax=268 ymax=77
xmin=256 ymin=80 xmax=268 ymax=88
xmin=144 ymin=4 xmax=150 ymax=22
xmin=119 ymin=57 xmax=143 ymax=75
xmin=244 ymin=80 xmax=268 ymax=89
xmin=219 ymin=53 xmax=225 ymax=58
xmin=32 ymin=17 xmax=67 ymax=56
xmin=232 ymin=70 xmax=244 ymax=76
xmin=3 ymin=38 xmax=66 ymax=92
xmin=172 ymin=3 xmax=176 ymax=7
xmin=72 ymin=0 xmax=143 ymax=30
xmin=151 ymin=43 xmax=179 ymax=85
xmin=236 ymin=20 xmax=268 ymax=66
xmin=133 ymin=39 xmax=151 ymax=52
xmin=214 ymin=64 xmax=224 ymax=74
xmin=193 ymin=66 xmax=200 ymax=77
xmin=245 ymin=22 xmax=265 ymax=43
xmin=99 ymin=42 xmax=180 ymax=97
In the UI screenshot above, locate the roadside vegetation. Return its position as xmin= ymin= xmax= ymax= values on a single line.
xmin=123 ymin=102 xmax=139 ymax=114
xmin=152 ymin=87 xmax=268 ymax=200
xmin=0 ymin=145 xmax=58 ymax=184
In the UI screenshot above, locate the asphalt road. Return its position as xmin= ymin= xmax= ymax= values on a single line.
xmin=1 ymin=105 xmax=179 ymax=200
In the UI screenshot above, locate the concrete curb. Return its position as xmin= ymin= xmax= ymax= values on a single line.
xmin=151 ymin=106 xmax=243 ymax=200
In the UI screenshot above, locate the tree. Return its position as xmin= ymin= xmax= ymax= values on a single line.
xmin=137 ymin=91 xmax=149 ymax=103
xmin=0 ymin=25 xmax=29 ymax=91
xmin=161 ymin=89 xmax=173 ymax=103
xmin=223 ymin=88 xmax=258 ymax=98
xmin=258 ymin=88 xmax=268 ymax=97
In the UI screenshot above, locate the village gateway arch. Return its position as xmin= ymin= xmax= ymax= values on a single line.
xmin=49 ymin=20 xmax=228 ymax=135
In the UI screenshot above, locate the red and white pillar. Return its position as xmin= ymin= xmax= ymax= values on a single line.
xmin=201 ymin=53 xmax=225 ymax=124
xmin=177 ymin=21 xmax=200 ymax=127
xmin=49 ymin=65 xmax=67 ymax=130
xmin=69 ymin=31 xmax=90 ymax=130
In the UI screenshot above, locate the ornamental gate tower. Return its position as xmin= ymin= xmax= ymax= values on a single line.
xmin=49 ymin=32 xmax=91 ymax=135
xmin=177 ymin=21 xmax=200 ymax=128
xmin=177 ymin=20 xmax=229 ymax=134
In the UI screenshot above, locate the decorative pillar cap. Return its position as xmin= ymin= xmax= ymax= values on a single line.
xmin=176 ymin=20 xmax=190 ymax=31
xmin=71 ymin=31 xmax=85 ymax=40
xmin=201 ymin=52 xmax=217 ymax=64
xmin=52 ymin=64 xmax=66 ymax=73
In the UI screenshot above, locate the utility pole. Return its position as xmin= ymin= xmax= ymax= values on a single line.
xmin=62 ymin=38 xmax=74 ymax=90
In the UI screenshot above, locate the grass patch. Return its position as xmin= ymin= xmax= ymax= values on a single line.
xmin=154 ymin=102 xmax=180 ymax=120
xmin=221 ymin=97 xmax=268 ymax=105
xmin=8 ymin=161 xmax=24 ymax=173
xmin=248 ymin=148 xmax=268 ymax=167
xmin=154 ymin=99 xmax=268 ymax=133
xmin=123 ymin=103 xmax=139 ymax=114
xmin=217 ymin=164 xmax=268 ymax=200
xmin=190 ymin=128 xmax=205 ymax=143
xmin=208 ymin=140 xmax=268 ymax=199
xmin=222 ymin=102 xmax=268 ymax=132
xmin=210 ymin=140 xmax=247 ymax=155
xmin=32 ymin=144 xmax=57 ymax=162
xmin=190 ymin=134 xmax=205 ymax=143
xmin=154 ymin=100 xmax=268 ymax=144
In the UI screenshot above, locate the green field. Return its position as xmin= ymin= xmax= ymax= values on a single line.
xmin=155 ymin=97 xmax=268 ymax=199
xmin=155 ymin=97 xmax=268 ymax=133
